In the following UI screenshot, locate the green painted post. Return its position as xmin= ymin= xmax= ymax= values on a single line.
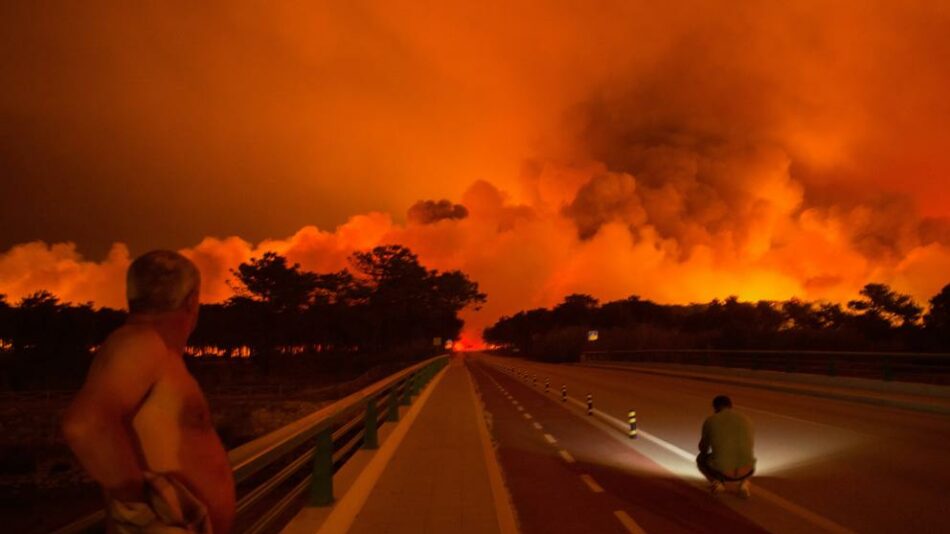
xmin=388 ymin=388 xmax=399 ymax=421
xmin=309 ymin=429 xmax=334 ymax=506
xmin=412 ymin=372 xmax=422 ymax=395
xmin=364 ymin=400 xmax=379 ymax=449
xmin=401 ymin=376 xmax=412 ymax=405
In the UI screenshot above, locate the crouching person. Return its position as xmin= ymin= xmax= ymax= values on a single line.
xmin=697 ymin=395 xmax=755 ymax=498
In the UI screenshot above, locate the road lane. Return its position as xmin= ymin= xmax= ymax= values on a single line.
xmin=479 ymin=353 xmax=950 ymax=533
xmin=467 ymin=358 xmax=769 ymax=534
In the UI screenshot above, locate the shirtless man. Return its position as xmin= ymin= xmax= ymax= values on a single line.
xmin=62 ymin=250 xmax=235 ymax=533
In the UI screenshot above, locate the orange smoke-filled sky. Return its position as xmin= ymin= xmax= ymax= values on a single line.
xmin=2 ymin=2 xmax=949 ymax=341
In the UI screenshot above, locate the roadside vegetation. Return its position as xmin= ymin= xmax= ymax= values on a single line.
xmin=484 ymin=283 xmax=950 ymax=362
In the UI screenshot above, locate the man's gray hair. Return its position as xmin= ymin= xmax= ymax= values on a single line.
xmin=127 ymin=250 xmax=201 ymax=313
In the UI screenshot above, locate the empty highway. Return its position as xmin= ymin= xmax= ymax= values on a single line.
xmin=465 ymin=353 xmax=950 ymax=533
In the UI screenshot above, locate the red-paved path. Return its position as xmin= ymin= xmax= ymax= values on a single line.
xmin=467 ymin=358 xmax=767 ymax=534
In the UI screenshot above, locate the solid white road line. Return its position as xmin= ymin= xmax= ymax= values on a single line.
xmin=580 ymin=474 xmax=604 ymax=493
xmin=543 ymin=433 xmax=558 ymax=444
xmin=753 ymin=486 xmax=855 ymax=534
xmin=558 ymin=449 xmax=576 ymax=463
xmin=465 ymin=365 xmax=520 ymax=534
xmin=613 ymin=510 xmax=647 ymax=534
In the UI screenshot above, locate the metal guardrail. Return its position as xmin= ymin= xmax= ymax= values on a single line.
xmin=49 ymin=354 xmax=450 ymax=534
xmin=582 ymin=349 xmax=950 ymax=384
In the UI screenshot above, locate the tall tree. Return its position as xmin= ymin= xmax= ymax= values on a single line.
xmin=230 ymin=252 xmax=318 ymax=313
xmin=848 ymin=283 xmax=923 ymax=327
xmin=925 ymin=284 xmax=950 ymax=349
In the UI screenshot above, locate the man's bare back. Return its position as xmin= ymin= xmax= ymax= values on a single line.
xmin=64 ymin=322 xmax=235 ymax=533
xmin=126 ymin=325 xmax=236 ymax=532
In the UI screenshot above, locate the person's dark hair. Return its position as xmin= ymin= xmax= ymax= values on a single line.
xmin=127 ymin=250 xmax=200 ymax=313
xmin=712 ymin=395 xmax=732 ymax=411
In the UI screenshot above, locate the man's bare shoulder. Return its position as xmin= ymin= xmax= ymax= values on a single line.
xmin=95 ymin=324 xmax=169 ymax=368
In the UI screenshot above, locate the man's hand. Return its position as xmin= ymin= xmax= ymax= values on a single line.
xmin=61 ymin=328 xmax=166 ymax=500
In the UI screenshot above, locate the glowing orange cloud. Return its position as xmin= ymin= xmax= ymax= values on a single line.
xmin=2 ymin=176 xmax=948 ymax=342
xmin=2 ymin=2 xmax=950 ymax=342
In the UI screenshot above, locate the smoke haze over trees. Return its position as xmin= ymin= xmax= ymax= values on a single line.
xmin=3 ymin=3 xmax=950 ymax=344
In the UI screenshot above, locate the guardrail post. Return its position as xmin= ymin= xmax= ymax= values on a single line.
xmin=412 ymin=371 xmax=422 ymax=395
xmin=388 ymin=387 xmax=399 ymax=421
xmin=401 ymin=376 xmax=412 ymax=406
xmin=364 ymin=400 xmax=379 ymax=449
xmin=309 ymin=429 xmax=334 ymax=506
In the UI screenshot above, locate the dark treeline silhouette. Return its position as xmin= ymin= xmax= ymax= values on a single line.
xmin=484 ymin=283 xmax=950 ymax=362
xmin=0 ymin=245 xmax=485 ymax=390
xmin=0 ymin=291 xmax=125 ymax=390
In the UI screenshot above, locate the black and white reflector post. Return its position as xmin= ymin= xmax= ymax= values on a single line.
xmin=628 ymin=410 xmax=638 ymax=439
xmin=586 ymin=394 xmax=593 ymax=416
xmin=561 ymin=385 xmax=567 ymax=403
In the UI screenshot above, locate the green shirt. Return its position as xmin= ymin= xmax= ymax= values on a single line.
xmin=701 ymin=408 xmax=756 ymax=473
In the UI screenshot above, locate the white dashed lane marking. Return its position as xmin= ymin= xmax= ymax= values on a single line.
xmin=613 ymin=510 xmax=647 ymax=534
xmin=580 ymin=474 xmax=604 ymax=493
xmin=558 ymin=449 xmax=576 ymax=464
xmin=543 ymin=433 xmax=558 ymax=444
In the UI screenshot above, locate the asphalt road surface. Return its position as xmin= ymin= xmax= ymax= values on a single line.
xmin=465 ymin=353 xmax=950 ymax=533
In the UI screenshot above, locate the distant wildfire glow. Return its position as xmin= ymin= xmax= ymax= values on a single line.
xmin=3 ymin=173 xmax=949 ymax=344
xmin=1 ymin=2 xmax=950 ymax=344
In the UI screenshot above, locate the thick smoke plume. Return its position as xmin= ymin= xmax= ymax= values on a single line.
xmin=407 ymin=200 xmax=469 ymax=225
xmin=2 ymin=2 xmax=950 ymax=344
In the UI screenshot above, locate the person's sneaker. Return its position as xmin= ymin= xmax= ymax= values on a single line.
xmin=738 ymin=480 xmax=751 ymax=499
xmin=709 ymin=481 xmax=725 ymax=494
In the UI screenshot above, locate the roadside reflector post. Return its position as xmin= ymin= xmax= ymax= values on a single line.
xmin=628 ymin=410 xmax=638 ymax=439
xmin=545 ymin=379 xmax=550 ymax=393
xmin=561 ymin=385 xmax=567 ymax=403
xmin=586 ymin=394 xmax=593 ymax=416
xmin=309 ymin=428 xmax=334 ymax=506
xmin=533 ymin=375 xmax=537 ymax=387
xmin=364 ymin=399 xmax=379 ymax=449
